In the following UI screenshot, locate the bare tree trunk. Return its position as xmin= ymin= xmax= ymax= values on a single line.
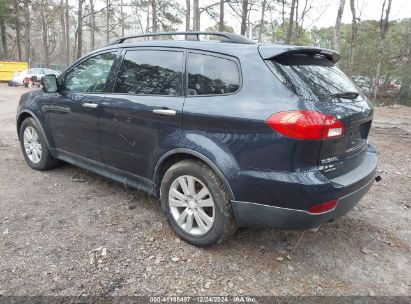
xmin=0 ymin=12 xmax=8 ymax=59
xmin=282 ymin=0 xmax=286 ymax=38
xmin=333 ymin=0 xmax=346 ymax=63
xmin=185 ymin=0 xmax=190 ymax=31
xmin=285 ymin=0 xmax=296 ymax=44
xmin=77 ymin=0 xmax=83 ymax=58
xmin=372 ymin=0 xmax=393 ymax=101
xmin=152 ymin=0 xmax=157 ymax=33
xmin=258 ymin=0 xmax=266 ymax=42
xmin=192 ymin=0 xmax=200 ymax=31
xmin=240 ymin=0 xmax=248 ymax=36
xmin=295 ymin=0 xmax=299 ymax=43
xmin=65 ymin=0 xmax=70 ymax=65
xmin=219 ymin=0 xmax=224 ymax=31
xmin=73 ymin=30 xmax=77 ymax=59
xmin=14 ymin=0 xmax=22 ymax=60
xmin=40 ymin=0 xmax=50 ymax=67
xmin=60 ymin=0 xmax=67 ymax=64
xmin=90 ymin=0 xmax=95 ymax=49
xmin=23 ymin=0 xmax=30 ymax=62
xmin=106 ymin=0 xmax=110 ymax=43
xmin=120 ymin=0 xmax=125 ymax=36
xmin=349 ymin=0 xmax=358 ymax=75
xmin=146 ymin=1 xmax=150 ymax=32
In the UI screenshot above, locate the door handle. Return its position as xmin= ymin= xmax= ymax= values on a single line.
xmin=82 ymin=102 xmax=98 ymax=108
xmin=153 ymin=109 xmax=176 ymax=116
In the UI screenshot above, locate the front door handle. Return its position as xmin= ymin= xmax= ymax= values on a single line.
xmin=82 ymin=102 xmax=98 ymax=109
xmin=153 ymin=109 xmax=176 ymax=116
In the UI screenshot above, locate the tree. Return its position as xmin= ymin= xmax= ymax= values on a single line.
xmin=14 ymin=0 xmax=22 ymax=60
xmin=152 ymin=0 xmax=157 ymax=32
xmin=286 ymin=0 xmax=296 ymax=44
xmin=185 ymin=0 xmax=190 ymax=30
xmin=39 ymin=0 xmax=50 ymax=67
xmin=349 ymin=0 xmax=358 ymax=75
xmin=89 ymin=0 xmax=96 ymax=49
xmin=77 ymin=0 xmax=84 ymax=58
xmin=60 ymin=0 xmax=67 ymax=62
xmin=240 ymin=0 xmax=248 ymax=36
xmin=65 ymin=0 xmax=70 ymax=64
xmin=219 ymin=0 xmax=224 ymax=31
xmin=397 ymin=25 xmax=411 ymax=105
xmin=23 ymin=0 xmax=30 ymax=62
xmin=258 ymin=0 xmax=266 ymax=42
xmin=334 ymin=0 xmax=346 ymax=65
xmin=193 ymin=0 xmax=200 ymax=30
xmin=0 ymin=0 xmax=11 ymax=59
xmin=372 ymin=0 xmax=393 ymax=101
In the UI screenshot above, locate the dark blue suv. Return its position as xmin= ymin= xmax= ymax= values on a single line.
xmin=16 ymin=32 xmax=378 ymax=246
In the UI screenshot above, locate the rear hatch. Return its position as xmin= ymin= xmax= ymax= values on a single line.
xmin=259 ymin=45 xmax=373 ymax=176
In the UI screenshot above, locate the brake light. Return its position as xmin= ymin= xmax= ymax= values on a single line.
xmin=267 ymin=110 xmax=344 ymax=140
xmin=307 ymin=200 xmax=338 ymax=214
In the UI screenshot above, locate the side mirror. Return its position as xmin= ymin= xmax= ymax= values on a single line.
xmin=42 ymin=74 xmax=58 ymax=93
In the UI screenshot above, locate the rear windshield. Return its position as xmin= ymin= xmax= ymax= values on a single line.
xmin=267 ymin=54 xmax=360 ymax=101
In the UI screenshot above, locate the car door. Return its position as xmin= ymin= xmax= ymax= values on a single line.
xmin=47 ymin=51 xmax=118 ymax=161
xmin=99 ymin=48 xmax=185 ymax=179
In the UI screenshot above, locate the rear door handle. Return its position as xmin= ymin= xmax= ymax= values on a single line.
xmin=153 ymin=109 xmax=176 ymax=116
xmin=82 ymin=102 xmax=98 ymax=108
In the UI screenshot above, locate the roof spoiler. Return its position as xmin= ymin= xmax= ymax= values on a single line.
xmin=258 ymin=45 xmax=341 ymax=64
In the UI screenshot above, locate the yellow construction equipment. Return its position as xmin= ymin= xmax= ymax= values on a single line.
xmin=0 ymin=61 xmax=29 ymax=81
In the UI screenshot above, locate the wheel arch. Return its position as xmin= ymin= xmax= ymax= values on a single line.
xmin=17 ymin=110 xmax=51 ymax=148
xmin=153 ymin=148 xmax=235 ymax=201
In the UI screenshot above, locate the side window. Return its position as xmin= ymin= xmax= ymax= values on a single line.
xmin=113 ymin=50 xmax=183 ymax=96
xmin=63 ymin=52 xmax=117 ymax=93
xmin=187 ymin=53 xmax=240 ymax=96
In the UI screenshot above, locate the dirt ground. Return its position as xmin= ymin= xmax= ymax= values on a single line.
xmin=0 ymin=83 xmax=410 ymax=297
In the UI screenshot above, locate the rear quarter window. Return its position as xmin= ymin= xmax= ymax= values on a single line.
xmin=187 ymin=53 xmax=240 ymax=96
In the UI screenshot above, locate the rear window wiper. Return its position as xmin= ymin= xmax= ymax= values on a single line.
xmin=322 ymin=91 xmax=360 ymax=99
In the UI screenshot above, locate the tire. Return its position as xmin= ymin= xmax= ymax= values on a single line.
xmin=160 ymin=159 xmax=237 ymax=247
xmin=19 ymin=117 xmax=60 ymax=171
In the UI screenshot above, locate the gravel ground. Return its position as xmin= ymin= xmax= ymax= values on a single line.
xmin=0 ymin=83 xmax=410 ymax=296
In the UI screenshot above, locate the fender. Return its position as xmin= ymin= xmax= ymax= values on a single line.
xmin=153 ymin=148 xmax=236 ymax=201
xmin=17 ymin=109 xmax=52 ymax=149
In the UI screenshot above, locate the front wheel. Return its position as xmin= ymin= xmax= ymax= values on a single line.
xmin=160 ymin=160 xmax=237 ymax=247
xmin=19 ymin=118 xmax=60 ymax=170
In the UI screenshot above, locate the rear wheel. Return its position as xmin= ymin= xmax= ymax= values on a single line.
xmin=19 ymin=118 xmax=60 ymax=170
xmin=160 ymin=160 xmax=237 ymax=247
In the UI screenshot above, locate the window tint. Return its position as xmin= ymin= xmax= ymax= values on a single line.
xmin=187 ymin=53 xmax=240 ymax=96
xmin=114 ymin=50 xmax=183 ymax=95
xmin=63 ymin=52 xmax=116 ymax=93
xmin=268 ymin=54 xmax=360 ymax=101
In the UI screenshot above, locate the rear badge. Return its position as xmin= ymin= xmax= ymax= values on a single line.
xmin=320 ymin=156 xmax=339 ymax=164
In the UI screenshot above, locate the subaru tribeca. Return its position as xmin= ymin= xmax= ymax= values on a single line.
xmin=16 ymin=32 xmax=378 ymax=246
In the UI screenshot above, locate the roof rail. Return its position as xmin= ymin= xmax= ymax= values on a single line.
xmin=110 ymin=31 xmax=255 ymax=45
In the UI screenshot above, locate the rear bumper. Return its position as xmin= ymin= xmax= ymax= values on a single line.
xmin=231 ymin=145 xmax=378 ymax=229
xmin=232 ymin=177 xmax=374 ymax=229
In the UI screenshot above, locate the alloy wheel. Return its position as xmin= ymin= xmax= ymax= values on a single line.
xmin=23 ymin=126 xmax=42 ymax=164
xmin=168 ymin=175 xmax=215 ymax=236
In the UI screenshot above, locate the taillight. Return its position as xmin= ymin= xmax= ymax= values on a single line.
xmin=307 ymin=200 xmax=338 ymax=214
xmin=267 ymin=110 xmax=344 ymax=140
